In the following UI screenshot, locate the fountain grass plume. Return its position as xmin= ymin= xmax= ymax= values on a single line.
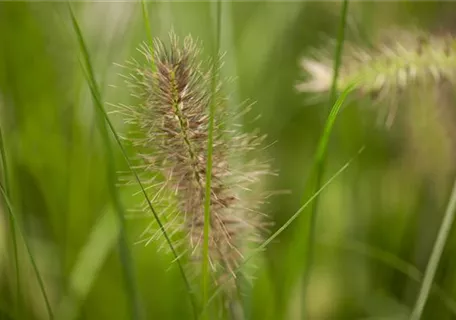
xmin=117 ymin=31 xmax=273 ymax=293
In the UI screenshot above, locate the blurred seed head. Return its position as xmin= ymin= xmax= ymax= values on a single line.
xmin=297 ymin=28 xmax=456 ymax=101
xmin=296 ymin=27 xmax=456 ymax=180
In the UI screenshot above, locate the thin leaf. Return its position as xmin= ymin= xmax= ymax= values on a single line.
xmin=55 ymin=209 xmax=119 ymax=320
xmin=140 ymin=1 xmax=198 ymax=316
xmin=69 ymin=4 xmax=197 ymax=318
xmin=410 ymin=178 xmax=456 ymax=320
xmin=0 ymin=127 xmax=21 ymax=318
xmin=321 ymin=239 xmax=456 ymax=316
xmin=68 ymin=6 xmax=142 ymax=320
xmin=299 ymin=2 xmax=349 ymax=316
xmin=201 ymin=146 xmax=363 ymax=316
xmin=202 ymin=1 xmax=222 ymax=319
xmin=0 ymin=182 xmax=53 ymax=320
xmin=140 ymin=0 xmax=155 ymax=72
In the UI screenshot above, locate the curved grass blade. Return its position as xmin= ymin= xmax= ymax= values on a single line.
xmin=0 ymin=182 xmax=53 ymax=320
xmin=0 ymin=127 xmax=21 ymax=318
xmin=140 ymin=0 xmax=155 ymax=72
xmin=68 ymin=4 xmax=197 ymax=318
xmin=410 ymin=178 xmax=456 ymax=320
xmin=321 ymin=239 xmax=456 ymax=316
xmin=0 ymin=129 xmax=10 ymax=196
xmin=55 ymin=208 xmax=119 ymax=320
xmin=202 ymin=1 xmax=222 ymax=319
xmin=140 ymin=2 xmax=198 ymax=317
xmin=299 ymin=2 xmax=349 ymax=317
xmin=200 ymin=146 xmax=363 ymax=316
xmin=68 ymin=6 xmax=142 ymax=320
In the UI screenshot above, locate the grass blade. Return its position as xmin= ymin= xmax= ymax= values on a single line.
xmin=328 ymin=0 xmax=349 ymax=104
xmin=200 ymin=146 xmax=363 ymax=316
xmin=140 ymin=0 xmax=155 ymax=72
xmin=55 ymin=209 xmax=120 ymax=320
xmin=322 ymin=239 xmax=456 ymax=316
xmin=295 ymin=83 xmax=354 ymax=254
xmin=139 ymin=2 xmax=198 ymax=317
xmin=141 ymin=1 xmax=199 ymax=317
xmin=410 ymin=178 xmax=456 ymax=320
xmin=0 ymin=129 xmax=9 ymax=196
xmin=299 ymin=2 xmax=349 ymax=317
xmin=202 ymin=1 xmax=222 ymax=318
xmin=68 ymin=4 xmax=197 ymax=318
xmin=68 ymin=6 xmax=142 ymax=320
xmin=0 ymin=182 xmax=53 ymax=320
xmin=0 ymin=127 xmax=21 ymax=318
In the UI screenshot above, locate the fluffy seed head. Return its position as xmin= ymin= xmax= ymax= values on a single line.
xmin=118 ymin=32 xmax=272 ymax=289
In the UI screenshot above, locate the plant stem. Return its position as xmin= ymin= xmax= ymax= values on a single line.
xmin=300 ymin=2 xmax=349 ymax=319
xmin=0 ymin=127 xmax=21 ymax=319
xmin=0 ymin=182 xmax=53 ymax=320
xmin=201 ymin=144 xmax=363 ymax=317
xmin=140 ymin=2 xmax=198 ymax=317
xmin=140 ymin=0 xmax=155 ymax=72
xmin=202 ymin=1 xmax=222 ymax=319
xmin=410 ymin=178 xmax=456 ymax=320
xmin=68 ymin=6 xmax=142 ymax=319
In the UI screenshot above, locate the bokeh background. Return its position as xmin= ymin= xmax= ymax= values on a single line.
xmin=1 ymin=1 xmax=456 ymax=319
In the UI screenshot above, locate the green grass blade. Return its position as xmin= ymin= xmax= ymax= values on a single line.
xmin=328 ymin=0 xmax=349 ymax=104
xmin=298 ymin=84 xmax=355 ymax=214
xmin=55 ymin=209 xmax=119 ymax=320
xmin=0 ymin=182 xmax=53 ymax=320
xmin=410 ymin=178 xmax=456 ymax=320
xmin=68 ymin=4 xmax=197 ymax=318
xmin=200 ymin=146 xmax=363 ymax=316
xmin=0 ymin=129 xmax=9 ymax=195
xmin=322 ymin=239 xmax=456 ymax=316
xmin=141 ymin=1 xmax=198 ymax=317
xmin=68 ymin=6 xmax=142 ymax=320
xmin=202 ymin=1 xmax=222 ymax=318
xmin=140 ymin=0 xmax=155 ymax=72
xmin=300 ymin=2 xmax=349 ymax=316
xmin=0 ymin=127 xmax=21 ymax=318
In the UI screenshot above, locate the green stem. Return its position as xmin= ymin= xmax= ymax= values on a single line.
xmin=0 ymin=182 xmax=53 ymax=320
xmin=320 ymin=239 xmax=456 ymax=316
xmin=68 ymin=6 xmax=142 ymax=320
xmin=140 ymin=1 xmax=197 ymax=317
xmin=69 ymin=5 xmax=198 ymax=319
xmin=140 ymin=0 xmax=155 ymax=72
xmin=300 ymin=1 xmax=348 ymax=318
xmin=0 ymin=128 xmax=21 ymax=319
xmin=410 ymin=178 xmax=456 ymax=320
xmin=202 ymin=1 xmax=222 ymax=319
xmin=201 ymin=147 xmax=363 ymax=317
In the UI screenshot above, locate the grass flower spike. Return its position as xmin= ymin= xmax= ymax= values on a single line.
xmin=297 ymin=29 xmax=456 ymax=99
xmin=118 ymin=32 xmax=272 ymax=291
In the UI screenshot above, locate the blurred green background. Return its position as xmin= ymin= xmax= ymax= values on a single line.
xmin=2 ymin=1 xmax=456 ymax=319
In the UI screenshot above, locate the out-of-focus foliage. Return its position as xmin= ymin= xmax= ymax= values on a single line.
xmin=1 ymin=1 xmax=456 ymax=319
